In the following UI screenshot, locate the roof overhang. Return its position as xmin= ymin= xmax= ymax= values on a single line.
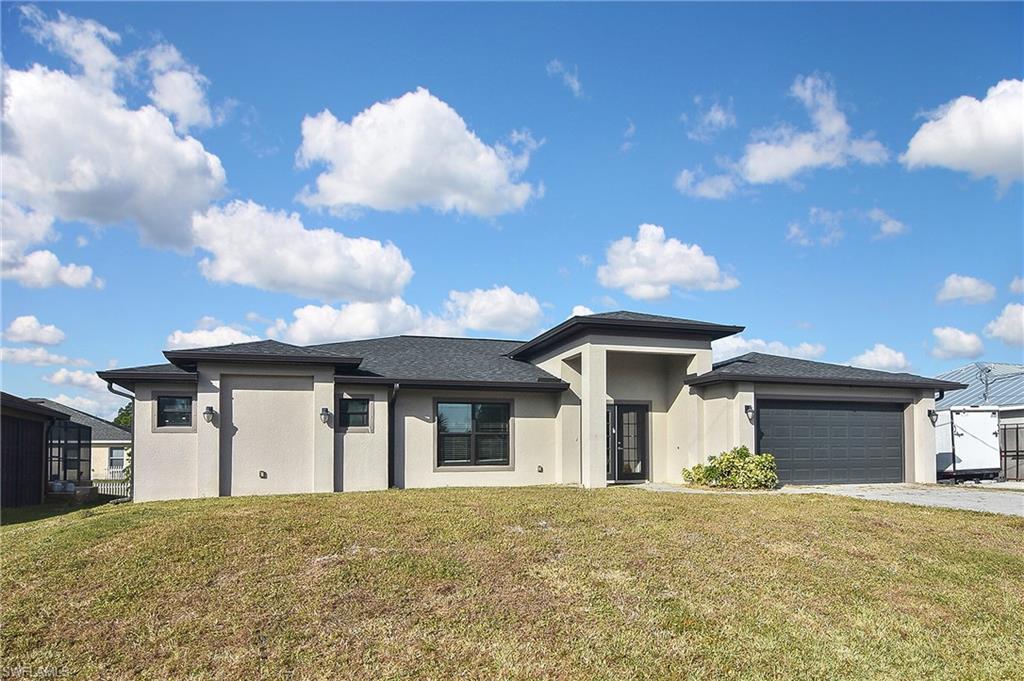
xmin=686 ymin=373 xmax=968 ymax=392
xmin=98 ymin=369 xmax=198 ymax=392
xmin=510 ymin=316 xmax=744 ymax=361
xmin=163 ymin=350 xmax=362 ymax=372
xmin=334 ymin=375 xmax=570 ymax=392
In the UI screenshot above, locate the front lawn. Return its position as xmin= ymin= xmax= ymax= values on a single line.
xmin=2 ymin=487 xmax=1021 ymax=679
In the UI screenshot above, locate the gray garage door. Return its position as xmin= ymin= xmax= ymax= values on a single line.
xmin=757 ymin=400 xmax=904 ymax=484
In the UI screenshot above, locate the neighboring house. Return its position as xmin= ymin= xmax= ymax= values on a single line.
xmin=934 ymin=363 xmax=1024 ymax=481
xmin=1 ymin=392 xmax=68 ymax=507
xmin=98 ymin=311 xmax=964 ymax=502
xmin=28 ymin=399 xmax=131 ymax=481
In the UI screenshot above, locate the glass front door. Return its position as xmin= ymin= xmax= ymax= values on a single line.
xmin=606 ymin=404 xmax=649 ymax=482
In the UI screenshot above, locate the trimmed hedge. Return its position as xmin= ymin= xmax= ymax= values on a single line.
xmin=682 ymin=446 xmax=778 ymax=489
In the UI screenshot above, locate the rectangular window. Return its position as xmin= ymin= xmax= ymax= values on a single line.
xmin=338 ymin=398 xmax=370 ymax=429
xmin=157 ymin=396 xmax=192 ymax=428
xmin=109 ymin=447 xmax=126 ymax=470
xmin=437 ymin=401 xmax=510 ymax=467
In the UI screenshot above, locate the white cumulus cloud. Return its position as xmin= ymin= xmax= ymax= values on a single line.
xmin=684 ymin=96 xmax=737 ymax=142
xmin=4 ymin=7 xmax=226 ymax=251
xmin=1011 ymin=276 xmax=1024 ymax=295
xmin=145 ymin=43 xmax=216 ymax=132
xmin=43 ymin=367 xmax=106 ymax=391
xmin=0 ymin=347 xmax=88 ymax=366
xmin=192 ymin=200 xmax=414 ymax=302
xmin=930 ymin=327 xmax=984 ymax=360
xmin=984 ymin=303 xmax=1024 ymax=347
xmin=570 ymin=305 xmax=595 ymax=317
xmin=270 ymin=286 xmax=543 ymax=345
xmin=848 ymin=344 xmax=910 ymax=371
xmin=739 ymin=74 xmax=888 ymax=184
xmin=297 ymin=88 xmax=541 ymax=218
xmin=936 ymin=274 xmax=996 ymax=304
xmin=597 ymin=224 xmax=739 ymax=300
xmin=444 ymin=286 xmax=543 ymax=334
xmin=1 ymin=202 xmax=99 ymax=288
xmin=165 ymin=324 xmax=261 ymax=350
xmin=902 ymin=79 xmax=1023 ymax=189
xmin=49 ymin=392 xmax=126 ymax=420
xmin=3 ymin=315 xmax=66 ymax=345
xmin=269 ymin=298 xmax=456 ymax=346
xmin=712 ymin=336 xmax=826 ymax=363
xmin=867 ymin=208 xmax=908 ymax=239
xmin=674 ymin=167 xmax=738 ymax=199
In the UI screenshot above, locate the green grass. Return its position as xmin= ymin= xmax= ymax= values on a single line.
xmin=2 ymin=487 xmax=1022 ymax=679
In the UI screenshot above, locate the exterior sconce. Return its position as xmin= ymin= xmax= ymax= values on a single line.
xmin=744 ymin=405 xmax=755 ymax=424
xmin=203 ymin=406 xmax=215 ymax=423
xmin=320 ymin=407 xmax=331 ymax=424
xmin=928 ymin=409 xmax=938 ymax=426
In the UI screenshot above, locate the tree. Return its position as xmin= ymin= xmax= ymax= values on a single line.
xmin=113 ymin=402 xmax=133 ymax=428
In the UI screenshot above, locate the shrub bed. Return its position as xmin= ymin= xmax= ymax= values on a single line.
xmin=682 ymin=446 xmax=778 ymax=489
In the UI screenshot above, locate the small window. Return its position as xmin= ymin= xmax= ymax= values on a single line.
xmin=157 ymin=396 xmax=193 ymax=428
xmin=109 ymin=447 xmax=125 ymax=470
xmin=437 ymin=401 xmax=510 ymax=467
xmin=338 ymin=398 xmax=370 ymax=429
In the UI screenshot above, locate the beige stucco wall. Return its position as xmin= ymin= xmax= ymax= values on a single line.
xmin=90 ymin=441 xmax=131 ymax=480
xmin=132 ymin=382 xmax=199 ymax=502
xmin=533 ymin=332 xmax=712 ymax=487
xmin=219 ymin=374 xmax=315 ymax=497
xmin=394 ymin=388 xmax=559 ymax=489
xmin=335 ymin=384 xmax=389 ymax=492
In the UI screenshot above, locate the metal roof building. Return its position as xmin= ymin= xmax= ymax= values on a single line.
xmin=935 ymin=362 xmax=1024 ymax=410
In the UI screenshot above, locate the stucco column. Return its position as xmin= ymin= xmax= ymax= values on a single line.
xmin=195 ymin=366 xmax=220 ymax=498
xmin=580 ymin=344 xmax=607 ymax=488
xmin=906 ymin=393 xmax=937 ymax=484
xmin=312 ymin=369 xmax=336 ymax=493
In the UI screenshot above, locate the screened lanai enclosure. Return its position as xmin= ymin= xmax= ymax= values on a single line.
xmin=47 ymin=419 xmax=92 ymax=484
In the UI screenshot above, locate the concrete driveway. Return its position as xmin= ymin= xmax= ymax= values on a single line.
xmin=641 ymin=482 xmax=1024 ymax=516
xmin=780 ymin=483 xmax=1024 ymax=517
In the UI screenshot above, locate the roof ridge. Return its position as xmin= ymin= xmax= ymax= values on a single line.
xmin=744 ymin=351 xmax=916 ymax=376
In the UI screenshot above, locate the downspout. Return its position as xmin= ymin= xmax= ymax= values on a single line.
xmin=107 ymin=382 xmax=135 ymax=502
xmin=387 ymin=382 xmax=399 ymax=489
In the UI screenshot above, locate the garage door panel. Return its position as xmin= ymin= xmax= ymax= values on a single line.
xmin=758 ymin=400 xmax=904 ymax=485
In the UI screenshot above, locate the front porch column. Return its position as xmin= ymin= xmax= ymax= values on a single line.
xmin=580 ymin=344 xmax=607 ymax=488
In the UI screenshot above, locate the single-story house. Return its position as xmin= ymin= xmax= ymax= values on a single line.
xmin=98 ymin=311 xmax=965 ymax=502
xmin=28 ymin=399 xmax=131 ymax=481
xmin=934 ymin=362 xmax=1024 ymax=481
xmin=1 ymin=392 xmax=68 ymax=508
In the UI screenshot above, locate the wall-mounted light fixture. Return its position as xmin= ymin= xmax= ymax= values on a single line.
xmin=203 ymin=405 xmax=216 ymax=423
xmin=927 ymin=409 xmax=938 ymax=426
xmin=320 ymin=407 xmax=331 ymax=424
xmin=744 ymin=404 xmax=755 ymax=424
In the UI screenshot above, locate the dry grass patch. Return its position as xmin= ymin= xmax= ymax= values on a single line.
xmin=2 ymin=487 xmax=1022 ymax=679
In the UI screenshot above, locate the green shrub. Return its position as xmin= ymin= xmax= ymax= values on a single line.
xmin=682 ymin=446 xmax=778 ymax=489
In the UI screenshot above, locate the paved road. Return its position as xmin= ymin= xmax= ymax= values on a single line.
xmin=642 ymin=482 xmax=1024 ymax=516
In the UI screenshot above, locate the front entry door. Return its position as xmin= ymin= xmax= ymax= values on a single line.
xmin=606 ymin=404 xmax=649 ymax=482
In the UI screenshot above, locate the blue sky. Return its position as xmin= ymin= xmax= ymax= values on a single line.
xmin=2 ymin=2 xmax=1022 ymax=417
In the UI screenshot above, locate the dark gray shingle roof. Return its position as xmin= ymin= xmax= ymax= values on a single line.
xmin=689 ymin=353 xmax=967 ymax=390
xmin=511 ymin=310 xmax=744 ymax=360
xmin=312 ymin=336 xmax=563 ymax=386
xmin=164 ymin=339 xmax=360 ymax=369
xmin=29 ymin=398 xmax=130 ymax=440
xmin=98 ymin=363 xmax=198 ymax=390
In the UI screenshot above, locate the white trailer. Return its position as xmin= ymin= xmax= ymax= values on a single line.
xmin=935 ymin=407 xmax=1001 ymax=481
